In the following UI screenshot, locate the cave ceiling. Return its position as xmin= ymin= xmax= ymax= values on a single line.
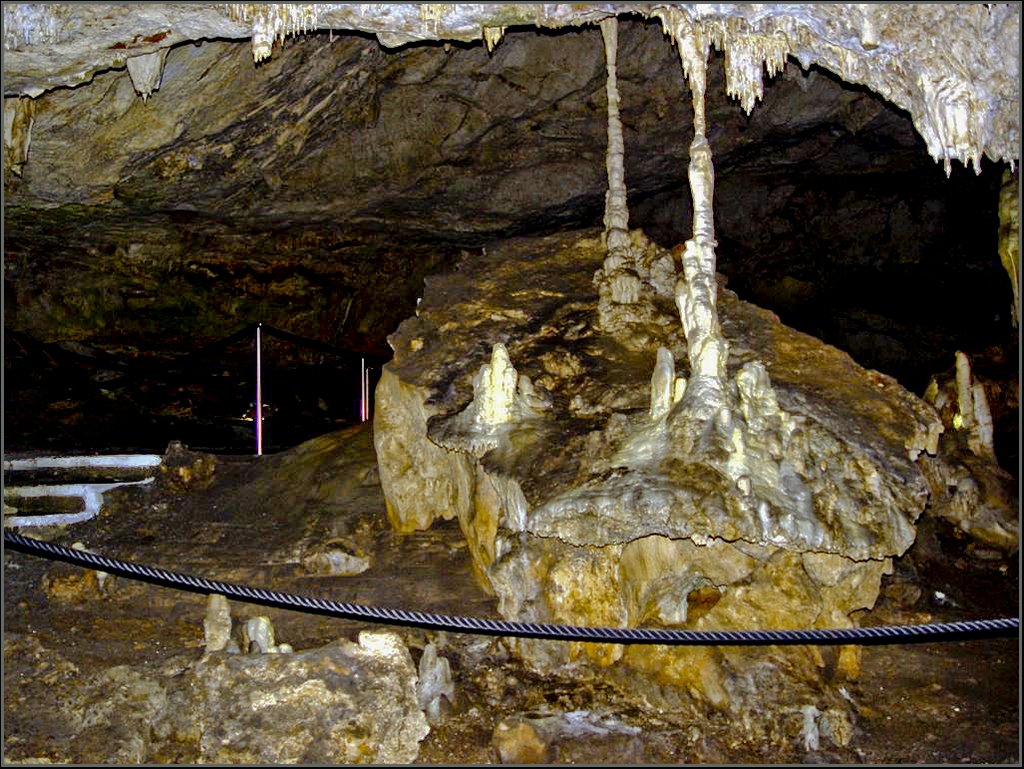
xmin=2 ymin=3 xmax=1021 ymax=380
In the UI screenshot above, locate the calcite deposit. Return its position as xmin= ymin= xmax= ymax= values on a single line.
xmin=3 ymin=4 xmax=1019 ymax=174
xmin=372 ymin=2 xmax=1016 ymax=710
xmin=373 ymin=228 xmax=1001 ymax=707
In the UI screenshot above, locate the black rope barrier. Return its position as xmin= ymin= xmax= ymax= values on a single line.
xmin=5 ymin=531 xmax=1019 ymax=647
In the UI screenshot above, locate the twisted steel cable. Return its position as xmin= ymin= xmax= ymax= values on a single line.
xmin=5 ymin=531 xmax=1018 ymax=646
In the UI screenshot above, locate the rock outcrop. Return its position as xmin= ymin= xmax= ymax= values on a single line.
xmin=375 ymin=228 xmax=1014 ymax=709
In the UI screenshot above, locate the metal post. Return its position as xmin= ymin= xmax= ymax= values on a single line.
xmin=365 ymin=365 xmax=371 ymax=422
xmin=360 ymin=357 xmax=366 ymax=422
xmin=256 ymin=324 xmax=263 ymax=456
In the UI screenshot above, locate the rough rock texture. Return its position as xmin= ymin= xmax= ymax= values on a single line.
xmin=4 ymin=4 xmax=1018 ymax=170
xmin=1 ymin=629 xmax=429 ymax=764
xmin=3 ymin=12 xmax=1016 ymax=381
xmin=188 ymin=631 xmax=428 ymax=764
xmin=374 ymin=229 xmax=1013 ymax=708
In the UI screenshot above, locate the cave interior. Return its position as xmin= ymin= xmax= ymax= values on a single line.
xmin=1 ymin=3 xmax=1020 ymax=765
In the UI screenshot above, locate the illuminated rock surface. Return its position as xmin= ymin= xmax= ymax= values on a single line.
xmin=374 ymin=229 xmax=1013 ymax=706
xmin=1 ymin=2 xmax=1019 ymax=763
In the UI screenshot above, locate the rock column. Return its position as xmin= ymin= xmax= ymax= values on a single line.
xmin=672 ymin=24 xmax=729 ymax=411
xmin=598 ymin=17 xmax=641 ymax=305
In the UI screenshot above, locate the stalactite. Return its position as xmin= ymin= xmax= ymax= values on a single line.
xmin=126 ymin=49 xmax=169 ymax=101
xmin=998 ymin=168 xmax=1020 ymax=328
xmin=3 ymin=95 xmax=35 ymax=180
xmin=224 ymin=4 xmax=321 ymax=63
xmin=483 ymin=25 xmax=506 ymax=53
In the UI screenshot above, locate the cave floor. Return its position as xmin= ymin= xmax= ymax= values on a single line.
xmin=3 ymin=425 xmax=1018 ymax=764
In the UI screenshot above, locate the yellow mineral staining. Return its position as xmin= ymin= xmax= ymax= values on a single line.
xmin=3 ymin=95 xmax=35 ymax=179
xmin=998 ymin=168 xmax=1020 ymax=327
xmin=420 ymin=4 xmax=454 ymax=35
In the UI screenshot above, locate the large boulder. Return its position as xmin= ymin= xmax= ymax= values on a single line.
xmin=374 ymin=228 xmax=1009 ymax=710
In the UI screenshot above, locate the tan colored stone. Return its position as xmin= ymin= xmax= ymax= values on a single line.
xmin=493 ymin=719 xmax=549 ymax=764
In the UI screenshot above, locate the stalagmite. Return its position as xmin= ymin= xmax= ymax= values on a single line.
xmin=3 ymin=95 xmax=35 ymax=179
xmin=204 ymin=594 xmax=233 ymax=653
xmin=416 ymin=641 xmax=455 ymax=722
xmin=649 ymin=347 xmax=675 ymax=421
xmin=953 ymin=351 xmax=996 ymax=461
xmin=126 ymin=49 xmax=169 ymax=101
xmin=477 ymin=343 xmax=518 ymax=426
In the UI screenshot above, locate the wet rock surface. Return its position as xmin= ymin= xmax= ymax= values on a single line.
xmin=3 ymin=423 xmax=1018 ymax=764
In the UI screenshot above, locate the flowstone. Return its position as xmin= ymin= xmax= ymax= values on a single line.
xmin=373 ymin=230 xmax=975 ymax=713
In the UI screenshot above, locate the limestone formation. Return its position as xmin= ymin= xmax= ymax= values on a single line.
xmin=189 ymin=631 xmax=428 ymax=763
xmin=4 ymin=5 xmax=1018 ymax=174
xmin=375 ymin=231 xmax=956 ymax=708
xmin=953 ymin=351 xmax=997 ymax=461
xmin=417 ymin=641 xmax=456 ymax=723
xmin=203 ymin=593 xmax=233 ymax=653
xmin=2 ymin=96 xmax=34 ymax=180
xmin=999 ymin=168 xmax=1020 ymax=327
xmin=125 ymin=49 xmax=168 ymax=101
xmin=920 ymin=355 xmax=1018 ymax=552
xmin=301 ymin=547 xmax=371 ymax=577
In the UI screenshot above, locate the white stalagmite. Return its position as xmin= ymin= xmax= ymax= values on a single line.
xmin=670 ymin=20 xmax=729 ymax=399
xmin=649 ymin=347 xmax=675 ymax=421
xmin=953 ymin=350 xmax=996 ymax=461
xmin=126 ymin=49 xmax=169 ymax=101
xmin=476 ymin=342 xmax=518 ymax=426
xmin=970 ymin=381 xmax=995 ymax=461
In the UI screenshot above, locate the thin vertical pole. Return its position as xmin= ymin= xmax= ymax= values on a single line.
xmin=360 ymin=357 xmax=366 ymax=422
xmin=365 ymin=366 xmax=371 ymax=422
xmin=256 ymin=324 xmax=263 ymax=455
